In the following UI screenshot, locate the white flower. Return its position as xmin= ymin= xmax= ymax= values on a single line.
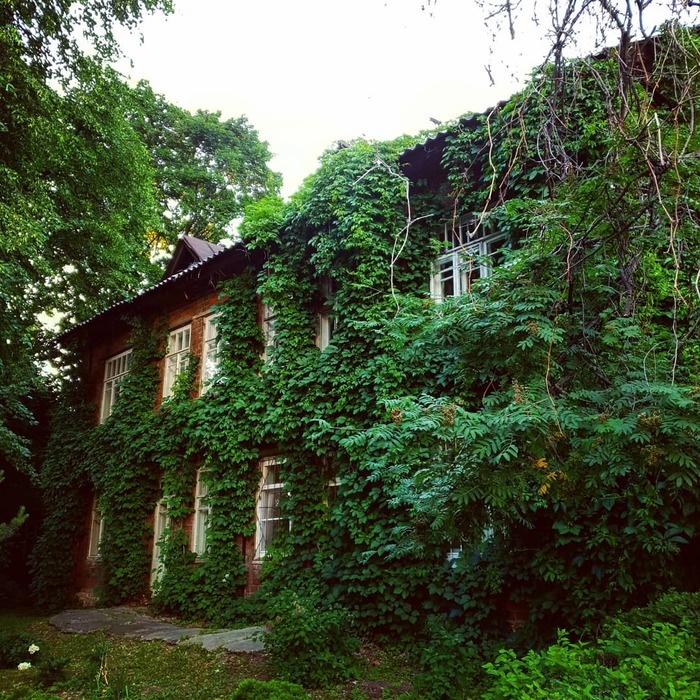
xmin=28 ymin=644 xmax=39 ymax=655
xmin=17 ymin=662 xmax=32 ymax=671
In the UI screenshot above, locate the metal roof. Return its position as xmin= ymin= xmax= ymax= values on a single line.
xmin=56 ymin=240 xmax=253 ymax=343
xmin=161 ymin=234 xmax=226 ymax=280
xmin=399 ymin=104 xmax=507 ymax=183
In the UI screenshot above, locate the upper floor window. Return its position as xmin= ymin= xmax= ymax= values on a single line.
xmin=192 ymin=469 xmax=210 ymax=557
xmin=163 ymin=325 xmax=191 ymax=398
xmin=431 ymin=219 xmax=505 ymax=301
xmin=201 ymin=315 xmax=220 ymax=390
xmin=255 ymin=457 xmax=288 ymax=560
xmin=100 ymin=350 xmax=132 ymax=422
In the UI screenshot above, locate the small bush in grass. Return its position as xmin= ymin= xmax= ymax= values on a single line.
xmin=412 ymin=618 xmax=487 ymax=699
xmin=263 ymin=588 xmax=360 ymax=687
xmin=0 ymin=632 xmax=37 ymax=669
xmin=35 ymin=656 xmax=69 ymax=688
xmin=229 ymin=678 xmax=309 ymax=700
xmin=2 ymin=691 xmax=57 ymax=700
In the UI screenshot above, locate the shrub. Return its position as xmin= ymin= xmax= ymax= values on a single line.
xmin=263 ymin=588 xmax=360 ymax=687
xmin=412 ymin=618 xmax=487 ymax=700
xmin=482 ymin=622 xmax=700 ymax=699
xmin=35 ymin=656 xmax=69 ymax=688
xmin=3 ymin=691 xmax=57 ymax=700
xmin=614 ymin=590 xmax=700 ymax=640
xmin=229 ymin=679 xmax=309 ymax=700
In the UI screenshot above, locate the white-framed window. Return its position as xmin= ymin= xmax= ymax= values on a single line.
xmin=163 ymin=325 xmax=191 ymax=398
xmin=255 ymin=457 xmax=288 ymax=560
xmin=446 ymin=544 xmax=463 ymax=565
xmin=201 ymin=315 xmax=220 ymax=390
xmin=88 ymin=495 xmax=104 ymax=559
xmin=100 ymin=350 xmax=132 ymax=422
xmin=261 ymin=304 xmax=277 ymax=361
xmin=431 ymin=220 xmax=505 ymax=301
xmin=151 ymin=494 xmax=169 ymax=587
xmin=192 ymin=470 xmax=210 ymax=557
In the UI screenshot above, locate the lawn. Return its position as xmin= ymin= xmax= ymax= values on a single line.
xmin=0 ymin=610 xmax=415 ymax=700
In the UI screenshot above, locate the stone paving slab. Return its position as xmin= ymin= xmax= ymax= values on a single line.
xmin=180 ymin=627 xmax=264 ymax=652
xmin=49 ymin=607 xmax=264 ymax=652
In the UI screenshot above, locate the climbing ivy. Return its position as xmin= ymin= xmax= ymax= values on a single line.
xmin=153 ymin=272 xmax=264 ymax=620
xmin=30 ymin=368 xmax=95 ymax=610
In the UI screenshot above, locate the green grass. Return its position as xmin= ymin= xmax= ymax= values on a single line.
xmin=0 ymin=612 xmax=415 ymax=700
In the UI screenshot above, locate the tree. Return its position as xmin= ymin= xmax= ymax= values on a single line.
xmin=1 ymin=0 xmax=173 ymax=79
xmin=128 ymin=81 xmax=282 ymax=245
xmin=0 ymin=0 xmax=172 ymax=599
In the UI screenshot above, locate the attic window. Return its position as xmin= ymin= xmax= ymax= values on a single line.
xmin=431 ymin=219 xmax=505 ymax=301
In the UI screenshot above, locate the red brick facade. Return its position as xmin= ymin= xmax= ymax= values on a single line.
xmin=68 ymin=239 xmax=267 ymax=605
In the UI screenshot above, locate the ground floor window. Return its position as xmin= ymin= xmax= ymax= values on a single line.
xmin=192 ymin=470 xmax=210 ymax=557
xmin=255 ymin=457 xmax=287 ymax=560
xmin=151 ymin=495 xmax=169 ymax=587
xmin=87 ymin=495 xmax=104 ymax=559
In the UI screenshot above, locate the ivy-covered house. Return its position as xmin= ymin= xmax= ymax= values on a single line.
xmin=35 ymin=27 xmax=700 ymax=640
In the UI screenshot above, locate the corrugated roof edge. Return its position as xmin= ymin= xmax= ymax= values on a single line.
xmin=56 ymin=241 xmax=244 ymax=344
xmin=399 ymin=101 xmax=509 ymax=164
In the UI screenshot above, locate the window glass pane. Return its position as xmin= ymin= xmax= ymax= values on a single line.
xmin=202 ymin=316 xmax=220 ymax=388
xmin=262 ymin=305 xmax=277 ymax=358
xmin=192 ymin=470 xmax=210 ymax=557
xmin=88 ymin=497 xmax=104 ymax=558
xmin=101 ymin=350 xmax=131 ymax=422
xmin=437 ymin=254 xmax=456 ymax=298
xmin=163 ymin=326 xmax=191 ymax=398
xmin=255 ymin=458 xmax=288 ymax=559
xmin=151 ymin=493 xmax=169 ymax=587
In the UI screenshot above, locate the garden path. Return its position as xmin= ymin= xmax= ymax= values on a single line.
xmin=49 ymin=607 xmax=264 ymax=652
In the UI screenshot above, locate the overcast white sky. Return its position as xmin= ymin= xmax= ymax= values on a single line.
xmin=113 ymin=0 xmax=556 ymax=197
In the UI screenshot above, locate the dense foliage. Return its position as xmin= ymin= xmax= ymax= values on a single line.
xmin=30 ymin=26 xmax=700 ymax=694
xmin=482 ymin=592 xmax=700 ymax=699
xmin=263 ymin=588 xmax=360 ymax=687
xmin=254 ymin=24 xmax=700 ymax=639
